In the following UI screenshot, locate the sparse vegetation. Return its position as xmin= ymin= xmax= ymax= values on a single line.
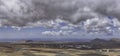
xmin=0 ymin=38 xmax=119 ymax=56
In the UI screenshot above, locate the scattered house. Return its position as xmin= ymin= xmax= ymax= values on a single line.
xmin=96 ymin=49 xmax=120 ymax=56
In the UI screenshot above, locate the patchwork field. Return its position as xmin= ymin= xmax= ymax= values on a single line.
xmin=0 ymin=47 xmax=115 ymax=56
xmin=0 ymin=42 xmax=120 ymax=56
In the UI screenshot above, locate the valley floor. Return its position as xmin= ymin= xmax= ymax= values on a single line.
xmin=0 ymin=47 xmax=117 ymax=56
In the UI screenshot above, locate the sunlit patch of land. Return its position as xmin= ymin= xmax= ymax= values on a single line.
xmin=0 ymin=47 xmax=99 ymax=56
xmin=0 ymin=45 xmax=120 ymax=56
xmin=0 ymin=48 xmax=120 ymax=56
xmin=0 ymin=38 xmax=120 ymax=56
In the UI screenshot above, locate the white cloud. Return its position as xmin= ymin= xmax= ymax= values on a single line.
xmin=61 ymin=26 xmax=74 ymax=30
xmin=1 ymin=0 xmax=120 ymax=35
xmin=0 ymin=0 xmax=120 ymax=28
xmin=42 ymin=30 xmax=77 ymax=36
xmin=83 ymin=17 xmax=120 ymax=33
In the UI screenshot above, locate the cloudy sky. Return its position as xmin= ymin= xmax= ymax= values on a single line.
xmin=0 ymin=0 xmax=120 ymax=41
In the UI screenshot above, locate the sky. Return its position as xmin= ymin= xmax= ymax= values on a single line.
xmin=0 ymin=0 xmax=120 ymax=41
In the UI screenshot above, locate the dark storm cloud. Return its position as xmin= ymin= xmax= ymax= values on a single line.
xmin=0 ymin=0 xmax=120 ymax=27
